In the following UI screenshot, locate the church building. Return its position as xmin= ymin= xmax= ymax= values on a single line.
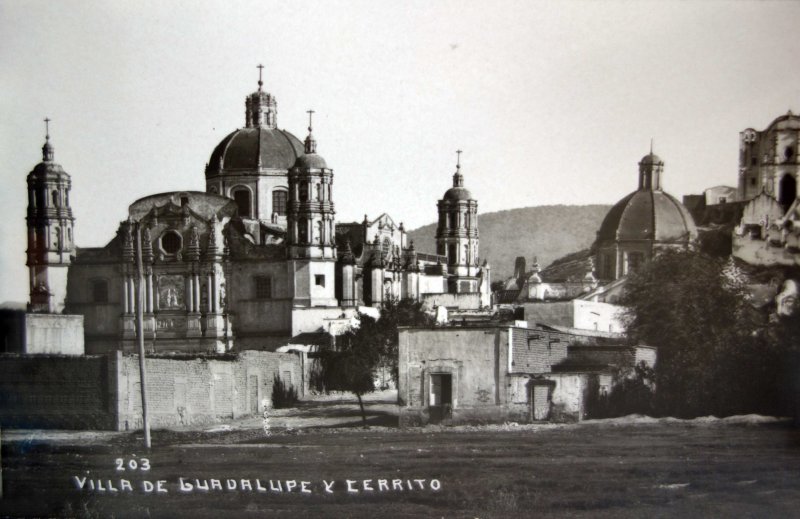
xmin=594 ymin=150 xmax=698 ymax=280
xmin=25 ymin=71 xmax=492 ymax=354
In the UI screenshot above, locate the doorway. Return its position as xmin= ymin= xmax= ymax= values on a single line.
xmin=429 ymin=373 xmax=452 ymax=422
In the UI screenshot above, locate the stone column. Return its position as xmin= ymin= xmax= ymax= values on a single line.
xmin=194 ymin=274 xmax=201 ymax=313
xmin=128 ymin=277 xmax=136 ymax=314
xmin=146 ymin=271 xmax=154 ymax=313
xmin=211 ymin=270 xmax=219 ymax=313
xmin=123 ymin=276 xmax=130 ymax=314
xmin=207 ymin=272 xmax=214 ymax=313
xmin=187 ymin=276 xmax=194 ymax=313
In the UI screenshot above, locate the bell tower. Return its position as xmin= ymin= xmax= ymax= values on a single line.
xmin=436 ymin=150 xmax=480 ymax=293
xmin=287 ymin=110 xmax=337 ymax=307
xmin=26 ymin=119 xmax=75 ymax=313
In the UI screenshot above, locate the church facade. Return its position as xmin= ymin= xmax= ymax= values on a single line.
xmin=26 ymin=75 xmax=491 ymax=354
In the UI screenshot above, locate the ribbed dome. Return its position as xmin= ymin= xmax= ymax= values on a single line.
xmin=639 ymin=152 xmax=663 ymax=165
xmin=206 ymin=127 xmax=304 ymax=176
xmin=443 ymin=186 xmax=473 ymax=201
xmin=293 ymin=153 xmax=328 ymax=169
xmin=597 ymin=190 xmax=697 ymax=243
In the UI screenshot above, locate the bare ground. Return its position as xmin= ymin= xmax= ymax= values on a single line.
xmin=2 ymin=392 xmax=800 ymax=518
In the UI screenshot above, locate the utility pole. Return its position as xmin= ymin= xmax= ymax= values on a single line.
xmin=135 ymin=222 xmax=152 ymax=449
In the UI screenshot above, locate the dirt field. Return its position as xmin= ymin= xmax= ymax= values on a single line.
xmin=3 ymin=394 xmax=800 ymax=518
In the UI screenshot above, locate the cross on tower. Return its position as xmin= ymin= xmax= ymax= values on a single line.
xmin=307 ymin=109 xmax=315 ymax=131
xmin=456 ymin=149 xmax=462 ymax=169
xmin=44 ymin=117 xmax=51 ymax=140
xmin=257 ymin=64 xmax=264 ymax=91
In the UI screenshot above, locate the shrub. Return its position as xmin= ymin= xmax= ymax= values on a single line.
xmin=272 ymin=375 xmax=298 ymax=409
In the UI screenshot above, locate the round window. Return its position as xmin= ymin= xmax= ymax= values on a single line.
xmin=161 ymin=231 xmax=182 ymax=254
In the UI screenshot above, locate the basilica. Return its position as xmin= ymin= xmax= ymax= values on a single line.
xmin=25 ymin=74 xmax=491 ymax=354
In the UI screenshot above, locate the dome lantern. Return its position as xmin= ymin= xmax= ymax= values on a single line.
xmin=245 ymin=64 xmax=278 ymax=129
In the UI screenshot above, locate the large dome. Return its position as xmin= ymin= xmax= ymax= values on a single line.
xmin=206 ymin=127 xmax=304 ymax=176
xmin=597 ymin=189 xmax=697 ymax=243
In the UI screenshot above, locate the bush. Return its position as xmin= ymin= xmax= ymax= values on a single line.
xmin=587 ymin=363 xmax=656 ymax=419
xmin=272 ymin=375 xmax=298 ymax=409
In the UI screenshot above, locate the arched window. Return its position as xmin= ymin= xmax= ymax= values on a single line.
xmin=161 ymin=230 xmax=182 ymax=254
xmin=779 ymin=174 xmax=797 ymax=209
xmin=52 ymin=190 xmax=59 ymax=207
xmin=272 ymin=190 xmax=287 ymax=216
xmin=786 ymin=146 xmax=795 ymax=161
xmin=298 ymin=219 xmax=308 ymax=243
xmin=232 ymin=188 xmax=251 ymax=218
xmin=316 ymin=221 xmax=324 ymax=243
xmin=299 ymin=182 xmax=309 ymax=202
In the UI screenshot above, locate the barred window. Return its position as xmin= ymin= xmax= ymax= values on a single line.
xmin=254 ymin=276 xmax=272 ymax=299
xmin=272 ymin=190 xmax=287 ymax=216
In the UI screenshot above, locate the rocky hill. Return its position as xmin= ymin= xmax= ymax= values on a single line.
xmin=407 ymin=205 xmax=611 ymax=281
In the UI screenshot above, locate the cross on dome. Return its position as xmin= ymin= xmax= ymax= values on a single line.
xmin=42 ymin=116 xmax=54 ymax=162
xmin=304 ymin=109 xmax=317 ymax=154
xmin=453 ymin=149 xmax=464 ymax=187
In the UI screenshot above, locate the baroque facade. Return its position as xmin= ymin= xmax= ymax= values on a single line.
xmin=26 ymin=75 xmax=491 ymax=354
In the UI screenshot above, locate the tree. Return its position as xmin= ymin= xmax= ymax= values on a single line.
xmin=621 ymin=250 xmax=770 ymax=417
xmin=315 ymin=298 xmax=433 ymax=427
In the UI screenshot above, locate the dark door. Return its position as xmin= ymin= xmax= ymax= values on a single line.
xmin=429 ymin=374 xmax=452 ymax=422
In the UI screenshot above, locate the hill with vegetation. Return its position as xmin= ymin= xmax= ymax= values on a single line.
xmin=407 ymin=204 xmax=611 ymax=281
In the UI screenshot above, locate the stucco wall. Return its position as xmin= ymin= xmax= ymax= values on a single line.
xmin=115 ymin=350 xmax=303 ymax=430
xmin=544 ymin=373 xmax=590 ymax=421
xmin=573 ymin=299 xmax=627 ymax=334
xmin=421 ymin=292 xmax=482 ymax=311
xmin=0 ymin=350 xmax=302 ymax=430
xmin=398 ymin=327 xmax=508 ymax=426
xmin=24 ymin=313 xmax=84 ymax=355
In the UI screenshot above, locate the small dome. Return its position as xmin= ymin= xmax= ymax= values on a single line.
xmin=597 ymin=190 xmax=697 ymax=243
xmin=443 ymin=186 xmax=473 ymax=201
xmin=206 ymin=127 xmax=304 ymax=176
xmin=639 ymin=152 xmax=663 ymax=166
xmin=293 ymin=153 xmax=328 ymax=170
xmin=766 ymin=110 xmax=800 ymax=132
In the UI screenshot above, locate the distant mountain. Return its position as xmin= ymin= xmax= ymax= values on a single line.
xmin=407 ymin=205 xmax=612 ymax=281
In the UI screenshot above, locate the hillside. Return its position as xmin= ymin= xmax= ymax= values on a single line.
xmin=407 ymin=205 xmax=611 ymax=281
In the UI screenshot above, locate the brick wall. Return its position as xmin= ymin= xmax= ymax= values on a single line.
xmin=509 ymin=328 xmax=570 ymax=374
xmin=0 ymin=354 xmax=114 ymax=429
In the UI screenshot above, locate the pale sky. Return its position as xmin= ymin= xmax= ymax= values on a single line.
xmin=2 ymin=0 xmax=799 ymax=303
